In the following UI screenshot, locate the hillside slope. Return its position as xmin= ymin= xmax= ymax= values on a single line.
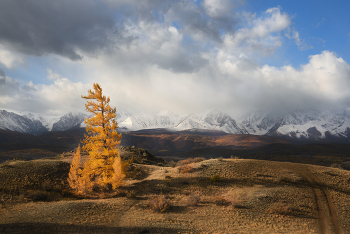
xmin=1 ymin=157 xmax=350 ymax=233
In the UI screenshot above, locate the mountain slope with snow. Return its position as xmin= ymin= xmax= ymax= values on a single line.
xmin=119 ymin=111 xmax=182 ymax=131
xmin=175 ymin=109 xmax=247 ymax=134
xmin=1 ymin=108 xmax=350 ymax=141
xmin=267 ymin=109 xmax=350 ymax=139
xmin=51 ymin=112 xmax=88 ymax=132
xmin=0 ymin=110 xmax=47 ymax=135
xmin=238 ymin=110 xmax=282 ymax=135
xmin=21 ymin=112 xmax=59 ymax=131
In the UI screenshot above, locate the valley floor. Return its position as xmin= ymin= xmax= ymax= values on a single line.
xmin=1 ymin=158 xmax=350 ymax=233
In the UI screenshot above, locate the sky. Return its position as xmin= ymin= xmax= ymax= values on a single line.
xmin=0 ymin=0 xmax=349 ymax=117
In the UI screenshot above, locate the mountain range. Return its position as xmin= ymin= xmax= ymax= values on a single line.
xmin=1 ymin=108 xmax=350 ymax=141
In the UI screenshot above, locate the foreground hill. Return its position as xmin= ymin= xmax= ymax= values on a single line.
xmin=1 ymin=155 xmax=350 ymax=233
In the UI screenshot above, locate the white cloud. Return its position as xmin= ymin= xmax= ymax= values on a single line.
xmin=292 ymin=29 xmax=312 ymax=51
xmin=0 ymin=1 xmax=349 ymax=118
xmin=223 ymin=7 xmax=291 ymax=57
xmin=47 ymin=68 xmax=64 ymax=80
xmin=0 ymin=74 xmax=90 ymax=116
xmin=0 ymin=47 xmax=26 ymax=69
xmin=203 ymin=0 xmax=234 ymax=18
xmin=168 ymin=26 xmax=178 ymax=35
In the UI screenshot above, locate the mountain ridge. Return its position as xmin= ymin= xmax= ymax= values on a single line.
xmin=1 ymin=108 xmax=350 ymax=141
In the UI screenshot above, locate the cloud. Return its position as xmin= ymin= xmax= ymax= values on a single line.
xmin=0 ymin=1 xmax=349 ymax=118
xmin=203 ymin=0 xmax=243 ymax=18
xmin=47 ymin=68 xmax=64 ymax=80
xmin=0 ymin=0 xmax=131 ymax=61
xmin=316 ymin=17 xmax=326 ymax=28
xmin=0 ymin=67 xmax=5 ymax=78
xmin=222 ymin=7 xmax=292 ymax=57
xmin=217 ymin=51 xmax=350 ymax=113
xmin=0 ymin=47 xmax=26 ymax=69
xmin=0 ymin=74 xmax=89 ymax=116
xmin=292 ymin=29 xmax=312 ymax=51
xmin=103 ymin=0 xmax=240 ymax=44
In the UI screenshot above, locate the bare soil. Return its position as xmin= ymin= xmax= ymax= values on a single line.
xmin=1 ymin=156 xmax=350 ymax=234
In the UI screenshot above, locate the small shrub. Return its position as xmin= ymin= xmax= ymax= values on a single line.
xmin=277 ymin=176 xmax=295 ymax=183
xmin=149 ymin=195 xmax=171 ymax=213
xmin=127 ymin=190 xmax=137 ymax=199
xmin=129 ymin=166 xmax=143 ymax=178
xmin=28 ymin=190 xmax=49 ymax=202
xmin=212 ymin=196 xmax=229 ymax=206
xmin=210 ymin=175 xmax=221 ymax=182
xmin=168 ymin=160 xmax=177 ymax=167
xmin=330 ymin=163 xmax=343 ymax=169
xmin=187 ymin=193 xmax=201 ymax=206
xmin=41 ymin=180 xmax=52 ymax=191
xmin=268 ymin=202 xmax=294 ymax=215
xmin=230 ymin=155 xmax=240 ymax=159
xmin=178 ymin=164 xmax=195 ymax=173
xmin=217 ymin=157 xmax=224 ymax=162
xmin=52 ymin=184 xmax=63 ymax=193
xmin=176 ymin=157 xmax=205 ymax=166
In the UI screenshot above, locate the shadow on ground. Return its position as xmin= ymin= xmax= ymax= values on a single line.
xmin=0 ymin=223 xmax=183 ymax=234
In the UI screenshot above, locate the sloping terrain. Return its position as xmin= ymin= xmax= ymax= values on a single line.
xmin=1 ymin=128 xmax=350 ymax=167
xmin=1 ymin=155 xmax=350 ymax=233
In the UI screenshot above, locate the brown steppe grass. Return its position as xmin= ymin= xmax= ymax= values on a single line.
xmin=1 ymin=156 xmax=350 ymax=233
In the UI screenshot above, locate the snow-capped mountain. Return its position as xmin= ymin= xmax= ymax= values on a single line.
xmin=1 ymin=108 xmax=350 ymax=141
xmin=119 ymin=111 xmax=182 ymax=131
xmin=51 ymin=112 xmax=88 ymax=132
xmin=175 ymin=109 xmax=247 ymax=134
xmin=238 ymin=110 xmax=282 ymax=135
xmin=266 ymin=109 xmax=350 ymax=139
xmin=21 ymin=112 xmax=59 ymax=131
xmin=0 ymin=110 xmax=47 ymax=135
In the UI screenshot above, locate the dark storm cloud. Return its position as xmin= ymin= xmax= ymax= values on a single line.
xmin=0 ymin=0 xmax=130 ymax=60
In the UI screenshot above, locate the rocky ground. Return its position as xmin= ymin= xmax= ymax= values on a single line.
xmin=0 ymin=149 xmax=350 ymax=233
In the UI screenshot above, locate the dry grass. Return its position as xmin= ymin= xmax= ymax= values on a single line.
xmin=178 ymin=164 xmax=195 ymax=173
xmin=268 ymin=202 xmax=294 ymax=215
xmin=148 ymin=195 xmax=171 ymax=212
xmin=176 ymin=157 xmax=205 ymax=166
xmin=186 ymin=193 xmax=201 ymax=206
xmin=212 ymin=196 xmax=230 ymax=206
xmin=2 ymin=157 xmax=350 ymax=233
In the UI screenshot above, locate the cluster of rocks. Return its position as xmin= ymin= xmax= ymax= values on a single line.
xmin=119 ymin=146 xmax=166 ymax=166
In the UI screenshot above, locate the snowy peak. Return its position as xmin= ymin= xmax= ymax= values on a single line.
xmin=119 ymin=111 xmax=182 ymax=130
xmin=1 ymin=108 xmax=350 ymax=141
xmin=0 ymin=110 xmax=47 ymax=135
xmin=115 ymin=109 xmax=130 ymax=121
xmin=175 ymin=109 xmax=246 ymax=134
xmin=21 ymin=112 xmax=59 ymax=131
xmin=51 ymin=112 xmax=88 ymax=132
xmin=239 ymin=110 xmax=282 ymax=135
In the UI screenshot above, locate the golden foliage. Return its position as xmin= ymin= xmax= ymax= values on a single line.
xmin=67 ymin=145 xmax=82 ymax=193
xmin=68 ymin=83 xmax=125 ymax=196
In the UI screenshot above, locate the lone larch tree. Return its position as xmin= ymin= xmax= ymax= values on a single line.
xmin=68 ymin=83 xmax=125 ymax=195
